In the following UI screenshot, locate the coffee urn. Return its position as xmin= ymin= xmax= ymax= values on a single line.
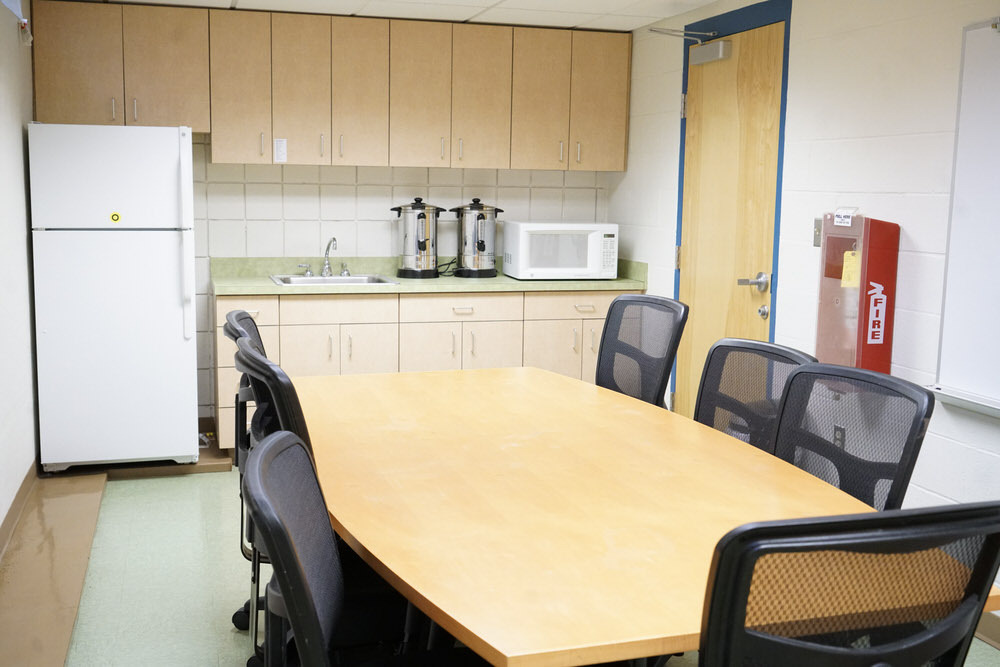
xmin=392 ymin=197 xmax=444 ymax=278
xmin=450 ymin=198 xmax=501 ymax=278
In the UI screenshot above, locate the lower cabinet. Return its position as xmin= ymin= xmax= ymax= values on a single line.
xmin=211 ymin=289 xmax=635 ymax=448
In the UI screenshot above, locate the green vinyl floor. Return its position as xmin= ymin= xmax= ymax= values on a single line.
xmin=66 ymin=469 xmax=1000 ymax=666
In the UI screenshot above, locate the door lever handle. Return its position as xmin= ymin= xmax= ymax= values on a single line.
xmin=737 ymin=272 xmax=770 ymax=292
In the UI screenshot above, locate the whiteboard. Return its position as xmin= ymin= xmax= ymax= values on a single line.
xmin=934 ymin=20 xmax=1000 ymax=415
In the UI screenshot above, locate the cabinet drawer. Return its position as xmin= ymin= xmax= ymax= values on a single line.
xmin=215 ymin=295 xmax=279 ymax=327
xmin=399 ymin=292 xmax=523 ymax=323
xmin=280 ymin=294 xmax=398 ymax=325
xmin=523 ymin=291 xmax=628 ymax=320
xmin=215 ymin=365 xmax=245 ymax=408
xmin=216 ymin=324 xmax=279 ymax=367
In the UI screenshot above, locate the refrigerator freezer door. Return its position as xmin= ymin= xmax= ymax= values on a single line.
xmin=28 ymin=123 xmax=192 ymax=230
xmin=33 ymin=230 xmax=198 ymax=470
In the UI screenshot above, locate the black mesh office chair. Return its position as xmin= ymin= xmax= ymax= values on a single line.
xmin=699 ymin=502 xmax=1000 ymax=667
xmin=243 ymin=431 xmax=486 ymax=667
xmin=693 ymin=338 xmax=816 ymax=452
xmin=770 ymin=363 xmax=934 ymax=511
xmin=595 ymin=294 xmax=689 ymax=406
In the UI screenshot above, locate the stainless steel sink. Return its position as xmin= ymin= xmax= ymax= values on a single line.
xmin=270 ymin=274 xmax=398 ymax=286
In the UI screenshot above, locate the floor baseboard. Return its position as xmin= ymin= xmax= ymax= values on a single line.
xmin=977 ymin=610 xmax=1000 ymax=650
xmin=0 ymin=463 xmax=37 ymax=560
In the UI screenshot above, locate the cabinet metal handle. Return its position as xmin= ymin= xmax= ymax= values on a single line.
xmin=452 ymin=306 xmax=474 ymax=315
xmin=574 ymin=304 xmax=596 ymax=312
xmin=111 ymin=97 xmax=116 ymax=121
xmin=577 ymin=142 xmax=582 ymax=163
xmin=133 ymin=98 xmax=137 ymax=121
xmin=572 ymin=328 xmax=578 ymax=352
xmin=591 ymin=328 xmax=596 ymax=352
xmin=320 ymin=133 xmax=324 ymax=157
xmin=470 ymin=331 xmax=476 ymax=356
xmin=339 ymin=134 xmax=344 ymax=157
xmin=559 ymin=141 xmax=564 ymax=162
xmin=348 ymin=333 xmax=353 ymax=360
xmin=440 ymin=137 xmax=445 ymax=159
xmin=328 ymin=333 xmax=334 ymax=359
xmin=260 ymin=132 xmax=265 ymax=156
xmin=458 ymin=138 xmax=463 ymax=160
xmin=451 ymin=331 xmax=456 ymax=357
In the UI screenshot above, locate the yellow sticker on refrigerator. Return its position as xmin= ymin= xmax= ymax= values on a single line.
xmin=110 ymin=212 xmax=121 ymax=223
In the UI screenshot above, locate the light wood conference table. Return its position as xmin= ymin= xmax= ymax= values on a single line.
xmin=294 ymin=367 xmax=1000 ymax=666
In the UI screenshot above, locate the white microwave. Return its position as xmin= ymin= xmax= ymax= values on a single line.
xmin=502 ymin=221 xmax=618 ymax=280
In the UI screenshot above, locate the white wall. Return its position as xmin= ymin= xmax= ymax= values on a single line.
xmin=609 ymin=0 xmax=1000 ymax=506
xmin=191 ymin=134 xmax=609 ymax=415
xmin=0 ymin=3 xmax=36 ymax=523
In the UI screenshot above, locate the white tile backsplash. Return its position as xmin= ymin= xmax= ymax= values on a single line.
xmin=246 ymin=220 xmax=284 ymax=257
xmin=208 ymin=220 xmax=246 ymax=257
xmin=246 ymin=184 xmax=284 ymax=220
xmin=320 ymin=221 xmax=358 ymax=257
xmin=206 ymin=162 xmax=244 ymax=183
xmin=194 ymin=219 xmax=208 ymax=258
xmin=462 ymin=186 xmax=497 ymax=204
xmin=463 ymin=169 xmax=498 ymax=186
xmin=531 ymin=170 xmax=564 ymax=187
xmin=357 ymin=220 xmax=394 ymax=256
xmin=283 ymin=165 xmax=320 ymax=184
xmin=193 ymin=182 xmax=207 ymax=219
xmin=283 ymin=184 xmax=321 ymax=220
xmin=206 ymin=183 xmax=245 ymax=220
xmin=392 ymin=186 xmax=429 ymax=205
xmin=498 ymin=169 xmax=531 ymax=187
xmin=283 ymin=220 xmax=321 ymax=257
xmin=320 ymin=165 xmax=357 ymax=184
xmin=530 ymin=188 xmax=563 ymax=220
xmin=357 ymin=166 xmax=393 ymax=185
xmin=562 ymin=188 xmax=596 ymax=221
xmin=393 ymin=167 xmax=428 ymax=185
xmin=357 ymin=185 xmax=393 ymax=220
xmin=497 ymin=187 xmax=530 ymax=220
xmin=245 ymin=164 xmax=283 ymax=183
xmin=429 ymin=167 xmax=463 ymax=186
xmin=320 ymin=185 xmax=357 ymax=221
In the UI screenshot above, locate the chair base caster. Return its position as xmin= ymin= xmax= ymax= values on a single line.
xmin=232 ymin=600 xmax=251 ymax=631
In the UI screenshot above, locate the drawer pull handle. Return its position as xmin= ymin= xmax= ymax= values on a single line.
xmin=451 ymin=331 xmax=456 ymax=356
xmin=470 ymin=331 xmax=476 ymax=356
xmin=591 ymin=328 xmax=597 ymax=352
xmin=348 ymin=334 xmax=353 ymax=360
xmin=574 ymin=304 xmax=596 ymax=312
xmin=572 ymin=327 xmax=578 ymax=352
xmin=453 ymin=306 xmax=474 ymax=315
xmin=328 ymin=333 xmax=334 ymax=359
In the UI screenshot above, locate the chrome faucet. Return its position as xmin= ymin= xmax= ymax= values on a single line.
xmin=321 ymin=237 xmax=337 ymax=277
xmin=340 ymin=262 xmax=351 ymax=277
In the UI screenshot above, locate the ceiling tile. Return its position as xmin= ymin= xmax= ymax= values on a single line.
xmin=236 ymin=0 xmax=368 ymax=12
xmin=356 ymin=1 xmax=485 ymax=21
xmin=576 ymin=15 xmax=661 ymax=31
xmin=622 ymin=0 xmax=716 ymax=19
xmin=470 ymin=7 xmax=600 ymax=28
xmin=495 ymin=0 xmax=635 ymax=13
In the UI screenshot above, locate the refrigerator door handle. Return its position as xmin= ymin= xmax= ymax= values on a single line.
xmin=178 ymin=128 xmax=195 ymax=340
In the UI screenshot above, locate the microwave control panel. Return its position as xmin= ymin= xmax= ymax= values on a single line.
xmin=602 ymin=234 xmax=618 ymax=269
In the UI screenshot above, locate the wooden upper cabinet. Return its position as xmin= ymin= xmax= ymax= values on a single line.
xmin=332 ymin=17 xmax=389 ymax=166
xmin=33 ymin=1 xmax=124 ymax=126
xmin=272 ymin=13 xmax=332 ymax=165
xmin=122 ymin=5 xmax=210 ymax=132
xmin=390 ymin=20 xmax=452 ymax=168
xmin=209 ymin=10 xmax=272 ymax=164
xmin=510 ymin=28 xmax=571 ymax=171
xmin=451 ymin=24 xmax=512 ymax=169
xmin=569 ymin=31 xmax=631 ymax=171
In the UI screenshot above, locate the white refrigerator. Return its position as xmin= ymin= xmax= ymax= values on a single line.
xmin=29 ymin=123 xmax=199 ymax=471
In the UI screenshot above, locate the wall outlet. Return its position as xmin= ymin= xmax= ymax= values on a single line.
xmin=833 ymin=425 xmax=846 ymax=448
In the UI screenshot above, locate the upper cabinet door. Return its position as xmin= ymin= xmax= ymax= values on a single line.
xmin=33 ymin=1 xmax=124 ymax=126
xmin=209 ymin=10 xmax=272 ymax=164
xmin=123 ymin=5 xmax=210 ymax=132
xmin=510 ymin=28 xmax=571 ymax=171
xmin=451 ymin=24 xmax=512 ymax=169
xmin=272 ymin=13 xmax=332 ymax=166
xmin=390 ymin=20 xmax=452 ymax=168
xmin=569 ymin=31 xmax=631 ymax=172
xmin=332 ymin=17 xmax=389 ymax=167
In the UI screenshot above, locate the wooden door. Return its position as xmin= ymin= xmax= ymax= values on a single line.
xmin=674 ymin=22 xmax=785 ymax=417
xmin=123 ymin=5 xmax=210 ymax=132
xmin=399 ymin=322 xmax=462 ymax=372
xmin=209 ymin=10 xmax=272 ymax=164
xmin=279 ymin=325 xmax=340 ymax=376
xmin=523 ymin=319 xmax=582 ymax=379
xmin=272 ymin=13 xmax=331 ymax=165
xmin=510 ymin=28 xmax=571 ymax=170
xmin=390 ymin=20 xmax=452 ymax=167
xmin=341 ymin=324 xmax=399 ymax=375
xmin=33 ymin=1 xmax=124 ymax=125
xmin=569 ymin=31 xmax=631 ymax=172
xmin=332 ymin=17 xmax=389 ymax=166
xmin=463 ymin=321 xmax=523 ymax=370
xmin=451 ymin=24 xmax=512 ymax=169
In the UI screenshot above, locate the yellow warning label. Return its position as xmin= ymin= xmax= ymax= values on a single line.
xmin=110 ymin=212 xmax=121 ymax=223
xmin=841 ymin=251 xmax=860 ymax=287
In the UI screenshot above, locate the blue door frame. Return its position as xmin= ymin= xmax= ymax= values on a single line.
xmin=673 ymin=0 xmax=793 ymax=344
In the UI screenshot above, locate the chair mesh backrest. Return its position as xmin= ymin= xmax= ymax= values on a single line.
xmin=595 ymin=295 xmax=689 ymax=405
xmin=693 ymin=339 xmax=816 ymax=452
xmin=771 ymin=363 xmax=934 ymax=511
xmin=224 ymin=309 xmax=266 ymax=357
xmin=235 ymin=336 xmax=312 ymax=449
xmin=700 ymin=502 xmax=1000 ymax=667
xmin=242 ymin=431 xmax=344 ymax=667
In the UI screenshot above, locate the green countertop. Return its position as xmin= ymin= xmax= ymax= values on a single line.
xmin=211 ymin=257 xmax=647 ymax=296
